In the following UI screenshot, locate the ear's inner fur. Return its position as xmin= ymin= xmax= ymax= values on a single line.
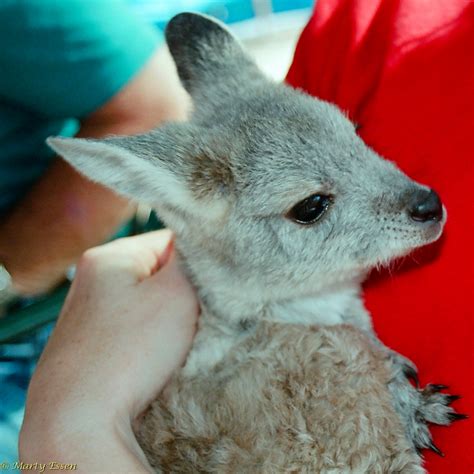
xmin=47 ymin=125 xmax=234 ymax=222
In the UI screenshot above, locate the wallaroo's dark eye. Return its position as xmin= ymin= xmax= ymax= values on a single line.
xmin=287 ymin=194 xmax=332 ymax=225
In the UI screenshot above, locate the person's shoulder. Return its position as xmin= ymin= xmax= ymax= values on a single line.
xmin=0 ymin=0 xmax=129 ymax=18
xmin=0 ymin=0 xmax=157 ymax=42
xmin=0 ymin=0 xmax=162 ymax=119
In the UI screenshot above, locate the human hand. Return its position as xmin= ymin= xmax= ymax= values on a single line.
xmin=19 ymin=230 xmax=199 ymax=471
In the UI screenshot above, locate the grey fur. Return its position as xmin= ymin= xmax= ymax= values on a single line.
xmin=47 ymin=12 xmax=462 ymax=472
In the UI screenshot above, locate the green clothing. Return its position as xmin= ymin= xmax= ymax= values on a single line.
xmin=0 ymin=0 xmax=162 ymax=215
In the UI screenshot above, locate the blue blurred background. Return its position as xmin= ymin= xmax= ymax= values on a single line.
xmin=131 ymin=0 xmax=314 ymax=80
xmin=131 ymin=0 xmax=312 ymax=31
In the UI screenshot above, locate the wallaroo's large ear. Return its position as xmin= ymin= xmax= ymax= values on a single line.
xmin=165 ymin=12 xmax=263 ymax=97
xmin=46 ymin=126 xmax=231 ymax=218
xmin=46 ymin=134 xmax=189 ymax=208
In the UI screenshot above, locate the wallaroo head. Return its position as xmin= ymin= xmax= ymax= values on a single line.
xmin=47 ymin=13 xmax=445 ymax=315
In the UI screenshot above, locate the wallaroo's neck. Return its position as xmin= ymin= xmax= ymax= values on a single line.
xmin=195 ymin=276 xmax=370 ymax=330
xmin=173 ymin=226 xmax=369 ymax=328
xmin=182 ymin=279 xmax=372 ymax=377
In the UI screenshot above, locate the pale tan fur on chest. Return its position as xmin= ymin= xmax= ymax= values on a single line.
xmin=136 ymin=324 xmax=422 ymax=473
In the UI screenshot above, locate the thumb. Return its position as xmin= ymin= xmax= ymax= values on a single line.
xmin=147 ymin=251 xmax=199 ymax=313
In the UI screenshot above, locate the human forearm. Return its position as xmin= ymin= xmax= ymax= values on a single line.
xmin=0 ymin=158 xmax=135 ymax=295
xmin=0 ymin=46 xmax=189 ymax=295
xmin=19 ymin=408 xmax=153 ymax=473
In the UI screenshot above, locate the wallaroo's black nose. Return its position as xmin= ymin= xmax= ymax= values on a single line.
xmin=408 ymin=189 xmax=443 ymax=222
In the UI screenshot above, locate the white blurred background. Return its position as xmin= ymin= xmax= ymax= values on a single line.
xmin=131 ymin=0 xmax=314 ymax=80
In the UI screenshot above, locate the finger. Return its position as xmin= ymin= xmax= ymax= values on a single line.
xmin=104 ymin=229 xmax=173 ymax=257
xmin=79 ymin=229 xmax=174 ymax=281
xmin=145 ymin=252 xmax=200 ymax=326
xmin=147 ymin=251 xmax=197 ymax=300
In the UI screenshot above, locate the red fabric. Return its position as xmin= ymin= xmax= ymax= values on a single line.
xmin=286 ymin=0 xmax=473 ymax=472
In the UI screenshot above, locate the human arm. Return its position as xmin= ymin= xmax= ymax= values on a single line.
xmin=0 ymin=45 xmax=190 ymax=295
xmin=18 ymin=230 xmax=199 ymax=472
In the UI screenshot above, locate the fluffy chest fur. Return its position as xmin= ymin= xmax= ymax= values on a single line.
xmin=135 ymin=323 xmax=421 ymax=473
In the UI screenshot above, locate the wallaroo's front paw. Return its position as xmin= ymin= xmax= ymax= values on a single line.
xmin=411 ymin=383 xmax=467 ymax=456
xmin=387 ymin=356 xmax=468 ymax=457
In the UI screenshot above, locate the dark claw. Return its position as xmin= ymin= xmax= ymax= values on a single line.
xmin=428 ymin=441 xmax=444 ymax=457
xmin=447 ymin=413 xmax=469 ymax=421
xmin=403 ymin=364 xmax=419 ymax=387
xmin=430 ymin=384 xmax=449 ymax=392
xmin=446 ymin=395 xmax=461 ymax=404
